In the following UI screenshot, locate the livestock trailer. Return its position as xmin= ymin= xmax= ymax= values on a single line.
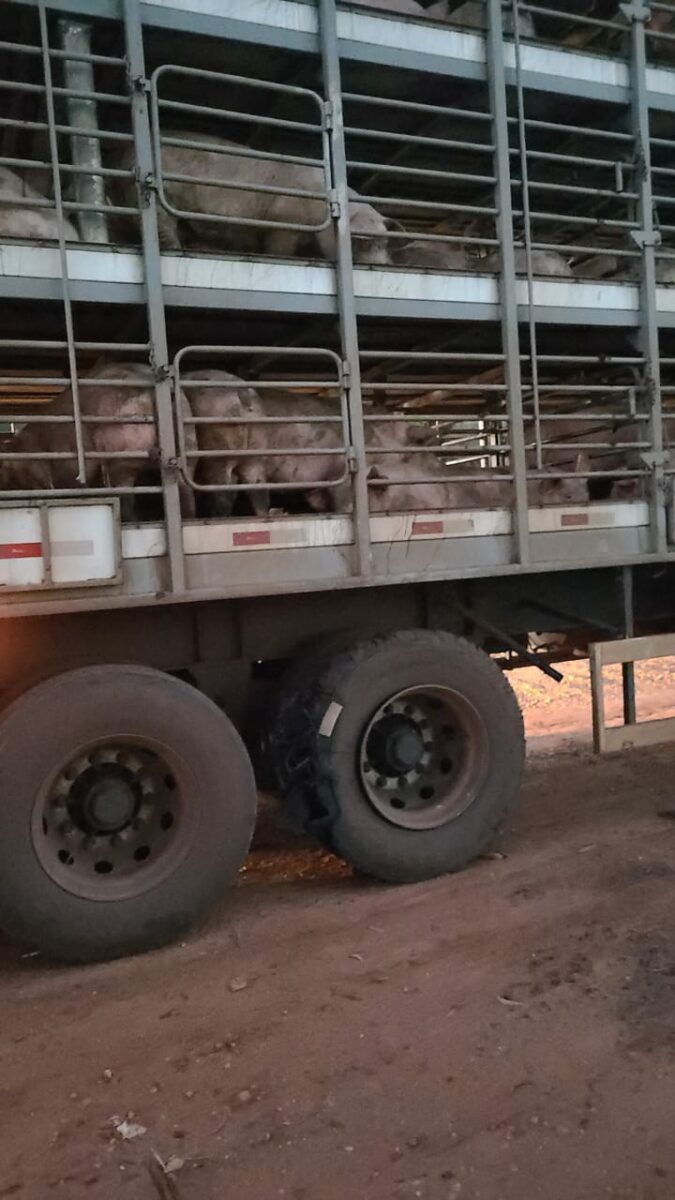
xmin=0 ymin=0 xmax=674 ymax=961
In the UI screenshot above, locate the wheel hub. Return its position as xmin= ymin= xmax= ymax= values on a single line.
xmin=74 ymin=767 xmax=139 ymax=834
xmin=366 ymin=715 xmax=426 ymax=775
xmin=359 ymin=686 xmax=487 ymax=831
xmin=32 ymin=741 xmax=184 ymax=901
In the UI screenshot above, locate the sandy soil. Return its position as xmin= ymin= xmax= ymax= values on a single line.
xmin=3 ymin=659 xmax=675 ymax=1199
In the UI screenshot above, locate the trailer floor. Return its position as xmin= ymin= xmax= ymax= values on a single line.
xmin=3 ymin=661 xmax=675 ymax=1200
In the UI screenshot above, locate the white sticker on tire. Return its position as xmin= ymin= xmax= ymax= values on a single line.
xmin=319 ymin=701 xmax=344 ymax=739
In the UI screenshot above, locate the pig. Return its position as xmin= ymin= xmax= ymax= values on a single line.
xmin=0 ymin=361 xmax=195 ymax=520
xmin=573 ymin=253 xmax=620 ymax=280
xmin=648 ymin=10 xmax=675 ymax=61
xmin=367 ymin=456 xmax=513 ymax=512
xmin=657 ymin=260 xmax=675 ymax=284
xmin=115 ymin=134 xmax=391 ymax=264
xmin=391 ymin=239 xmax=471 ymax=270
xmin=180 ymin=379 xmax=425 ymax=515
xmin=347 ymin=197 xmax=391 ymax=265
xmin=575 ymin=255 xmax=675 ymax=284
xmin=531 ymin=416 xmax=642 ymax=479
xmin=180 ymin=369 xmax=269 ymax=517
xmin=530 ymin=468 xmax=589 ymax=506
xmin=352 ymin=0 xmax=426 ymax=15
xmin=484 ymin=247 xmax=573 ymax=277
xmin=367 ymin=460 xmax=454 ymax=511
xmin=0 ymin=165 xmax=79 ymax=242
xmin=249 ymin=393 xmax=422 ymax=513
xmin=426 ymin=0 xmax=536 ymax=37
xmin=367 ymin=452 xmax=592 ymax=512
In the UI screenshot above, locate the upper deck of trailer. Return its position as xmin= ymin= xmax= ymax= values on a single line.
xmin=12 ymin=0 xmax=675 ymax=110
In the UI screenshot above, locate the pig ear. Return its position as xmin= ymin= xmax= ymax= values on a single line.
xmin=574 ymin=451 xmax=590 ymax=475
xmin=367 ymin=464 xmax=384 ymax=480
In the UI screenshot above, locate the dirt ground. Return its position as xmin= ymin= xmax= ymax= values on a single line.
xmin=4 ymin=659 xmax=675 ymax=1200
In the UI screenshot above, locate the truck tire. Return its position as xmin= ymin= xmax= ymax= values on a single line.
xmin=261 ymin=631 xmax=359 ymax=799
xmin=0 ymin=665 xmax=256 ymax=963
xmin=277 ymin=630 xmax=524 ymax=882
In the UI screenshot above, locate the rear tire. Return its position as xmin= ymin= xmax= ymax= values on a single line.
xmin=276 ymin=630 xmax=524 ymax=882
xmin=259 ymin=632 xmax=359 ymax=802
xmin=0 ymin=665 xmax=256 ymax=962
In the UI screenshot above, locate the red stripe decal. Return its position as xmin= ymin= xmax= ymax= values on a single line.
xmin=560 ymin=513 xmax=589 ymax=528
xmin=412 ymin=520 xmax=444 ymax=537
xmin=232 ymin=530 xmax=272 ymax=548
xmin=0 ymin=541 xmax=43 ymax=560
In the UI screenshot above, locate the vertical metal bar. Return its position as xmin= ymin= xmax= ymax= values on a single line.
xmin=621 ymin=563 xmax=637 ymax=725
xmin=589 ymin=643 xmax=606 ymax=754
xmin=486 ymin=0 xmax=530 ymax=565
xmin=58 ymin=20 xmax=108 ymax=244
xmin=37 ymin=0 xmax=87 ymax=487
xmin=511 ymin=1 xmax=542 ymax=472
xmin=39 ymin=503 xmax=53 ymax=586
xmin=317 ymin=0 xmax=372 ymax=577
xmin=123 ymin=0 xmax=186 ymax=594
xmin=623 ymin=0 xmax=667 ymax=554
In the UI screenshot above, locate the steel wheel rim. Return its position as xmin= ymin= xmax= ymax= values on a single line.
xmin=31 ymin=738 xmax=198 ymax=901
xmin=358 ymin=684 xmax=488 ymax=831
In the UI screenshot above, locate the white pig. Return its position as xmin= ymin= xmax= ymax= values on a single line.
xmin=180 ymin=368 xmax=269 ymax=517
xmin=249 ymin=393 xmax=418 ymax=513
xmin=0 ymin=361 xmax=195 ymax=519
xmin=367 ymin=457 xmax=513 ymax=511
xmin=391 ymin=239 xmax=472 ymax=270
xmin=180 ymin=382 xmax=424 ymax=514
xmin=426 ymin=0 xmax=536 ymax=36
xmin=0 ymin=165 xmax=79 ymax=242
xmin=116 ymin=134 xmax=391 ymax=264
xmin=351 ymin=0 xmax=426 ymax=15
xmin=484 ymin=247 xmax=573 ymax=277
xmin=574 ymin=255 xmax=675 ymax=284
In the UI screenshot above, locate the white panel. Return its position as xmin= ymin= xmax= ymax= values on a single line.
xmin=120 ymin=501 xmax=648 ymax=563
xmin=0 ymin=508 xmax=44 ymax=586
xmin=5 ymin=245 xmax=674 ymax=323
xmin=145 ymin=0 xmax=317 ymax=32
xmin=163 ymin=254 xmax=335 ymax=296
xmin=528 ymin=500 xmax=649 ymax=534
xmin=0 ymin=244 xmax=143 ymax=285
xmin=47 ymin=504 xmax=118 ymax=583
xmin=122 ymin=525 xmax=168 ymax=559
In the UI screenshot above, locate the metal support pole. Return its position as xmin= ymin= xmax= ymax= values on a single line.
xmin=123 ymin=0 xmax=186 ymax=594
xmin=621 ymin=564 xmax=637 ymax=725
xmin=486 ymin=0 xmax=530 ymax=566
xmin=317 ymin=0 xmax=372 ymax=577
xmin=511 ymin=0 xmax=542 ymax=473
xmin=38 ymin=1 xmax=87 ymax=487
xmin=623 ymin=1 xmax=667 ymax=555
xmin=58 ymin=20 xmax=108 ymax=244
